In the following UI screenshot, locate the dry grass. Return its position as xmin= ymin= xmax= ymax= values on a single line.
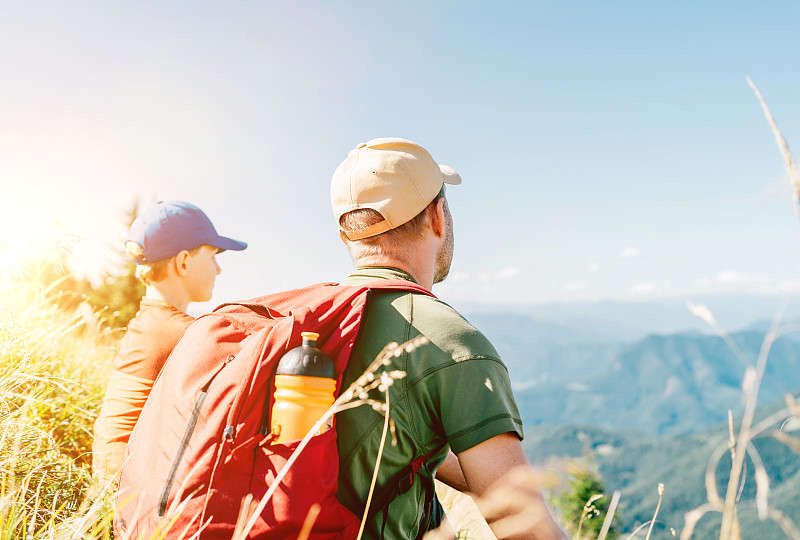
xmin=1 ymin=256 xmax=119 ymax=539
xmin=681 ymin=300 xmax=800 ymax=540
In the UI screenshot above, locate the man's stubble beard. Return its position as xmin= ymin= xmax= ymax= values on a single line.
xmin=433 ymin=205 xmax=454 ymax=285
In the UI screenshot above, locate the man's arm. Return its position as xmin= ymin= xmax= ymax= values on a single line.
xmin=455 ymin=433 xmax=569 ymax=540
xmin=435 ymin=450 xmax=469 ymax=492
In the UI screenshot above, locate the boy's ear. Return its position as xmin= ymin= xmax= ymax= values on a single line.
xmin=174 ymin=250 xmax=191 ymax=277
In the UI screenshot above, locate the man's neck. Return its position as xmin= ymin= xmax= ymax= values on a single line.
xmin=352 ymin=254 xmax=434 ymax=291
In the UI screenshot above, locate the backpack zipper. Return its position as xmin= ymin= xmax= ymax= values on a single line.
xmin=157 ymin=370 xmax=223 ymax=517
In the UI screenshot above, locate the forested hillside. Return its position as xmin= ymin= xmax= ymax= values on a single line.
xmin=524 ymin=393 xmax=800 ymax=539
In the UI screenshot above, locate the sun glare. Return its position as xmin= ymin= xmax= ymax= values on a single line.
xmin=0 ymin=201 xmax=71 ymax=278
xmin=0 ymin=191 xmax=118 ymax=290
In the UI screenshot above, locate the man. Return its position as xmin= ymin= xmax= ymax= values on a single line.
xmin=92 ymin=200 xmax=247 ymax=486
xmin=331 ymin=138 xmax=567 ymax=539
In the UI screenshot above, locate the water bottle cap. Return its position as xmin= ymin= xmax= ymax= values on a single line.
xmin=276 ymin=332 xmax=335 ymax=378
xmin=301 ymin=331 xmax=319 ymax=343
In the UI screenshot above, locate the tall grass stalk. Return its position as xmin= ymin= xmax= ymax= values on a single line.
xmin=576 ymin=494 xmax=602 ymax=539
xmin=644 ymin=484 xmax=664 ymax=540
xmin=597 ymin=491 xmax=620 ymax=540
xmin=622 ymin=484 xmax=668 ymax=540
xmin=231 ymin=336 xmax=426 ymax=540
xmin=746 ymin=77 xmax=800 ymax=215
xmin=355 ymin=383 xmax=392 ymax=540
xmin=296 ymin=503 xmax=321 ymax=540
xmin=719 ymin=308 xmax=782 ymax=539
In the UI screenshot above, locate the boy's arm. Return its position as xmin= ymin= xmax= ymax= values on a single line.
xmin=92 ymin=369 xmax=155 ymax=484
xmin=456 ymin=433 xmax=569 ymax=540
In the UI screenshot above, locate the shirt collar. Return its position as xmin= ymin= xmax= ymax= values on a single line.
xmin=140 ymin=297 xmax=179 ymax=310
xmin=342 ymin=266 xmax=418 ymax=285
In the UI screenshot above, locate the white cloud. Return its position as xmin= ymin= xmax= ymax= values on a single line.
xmin=619 ymin=247 xmax=641 ymax=259
xmin=715 ymin=269 xmax=748 ymax=285
xmin=663 ymin=375 xmax=680 ymax=398
xmin=712 ymin=270 xmax=772 ymax=289
xmin=629 ymin=282 xmax=656 ymax=295
xmin=683 ymin=271 xmax=799 ymax=296
xmin=512 ymin=379 xmax=539 ymax=391
xmin=448 ymin=271 xmax=471 ymax=283
xmin=587 ymin=261 xmax=600 ymax=273
xmin=495 ymin=266 xmax=521 ymax=280
xmin=777 ymin=277 xmax=800 ymax=293
xmin=564 ymin=281 xmax=587 ymax=292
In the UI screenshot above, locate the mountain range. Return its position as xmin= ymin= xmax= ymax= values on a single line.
xmin=467 ymin=306 xmax=800 ymax=435
xmin=522 ymin=396 xmax=800 ymax=539
xmin=460 ymin=295 xmax=800 ymax=537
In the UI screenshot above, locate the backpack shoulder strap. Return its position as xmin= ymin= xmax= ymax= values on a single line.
xmin=355 ymin=281 xmax=443 ymax=535
xmin=365 ymin=443 xmax=448 ymax=526
xmin=210 ymin=280 xmax=433 ymax=313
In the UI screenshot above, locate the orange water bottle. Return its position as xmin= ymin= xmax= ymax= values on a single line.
xmin=271 ymin=332 xmax=336 ymax=444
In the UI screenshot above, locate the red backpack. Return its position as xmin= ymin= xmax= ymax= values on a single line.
xmin=115 ymin=281 xmax=435 ymax=540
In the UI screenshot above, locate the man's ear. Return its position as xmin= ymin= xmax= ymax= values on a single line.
xmin=430 ymin=198 xmax=446 ymax=238
xmin=174 ymin=250 xmax=191 ymax=276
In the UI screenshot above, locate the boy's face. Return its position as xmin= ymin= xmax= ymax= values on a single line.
xmin=185 ymin=245 xmax=222 ymax=302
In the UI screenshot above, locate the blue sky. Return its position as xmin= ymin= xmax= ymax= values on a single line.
xmin=1 ymin=1 xmax=800 ymax=314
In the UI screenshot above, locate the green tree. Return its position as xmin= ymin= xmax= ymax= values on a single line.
xmin=553 ymin=464 xmax=619 ymax=539
xmin=79 ymin=203 xmax=144 ymax=328
xmin=82 ymin=259 xmax=143 ymax=328
xmin=31 ymin=201 xmax=145 ymax=329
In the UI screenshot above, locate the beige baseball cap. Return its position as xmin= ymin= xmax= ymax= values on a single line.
xmin=331 ymin=137 xmax=462 ymax=241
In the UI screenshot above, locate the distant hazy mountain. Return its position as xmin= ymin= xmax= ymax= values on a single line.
xmin=514 ymin=330 xmax=800 ymax=434
xmin=465 ymin=312 xmax=619 ymax=389
xmin=464 ymin=306 xmax=800 ymax=434
xmin=462 ymin=293 xmax=800 ymax=343
xmin=523 ymin=393 xmax=800 ymax=539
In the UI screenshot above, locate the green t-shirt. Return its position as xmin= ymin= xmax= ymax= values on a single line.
xmin=336 ymin=267 xmax=524 ymax=539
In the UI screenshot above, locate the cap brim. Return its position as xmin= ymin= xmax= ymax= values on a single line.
xmin=210 ymin=236 xmax=248 ymax=252
xmin=440 ymin=165 xmax=461 ymax=185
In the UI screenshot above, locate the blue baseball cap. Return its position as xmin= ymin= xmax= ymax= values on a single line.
xmin=127 ymin=201 xmax=247 ymax=264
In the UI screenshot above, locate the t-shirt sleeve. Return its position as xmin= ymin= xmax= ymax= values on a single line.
xmin=427 ymin=356 xmax=524 ymax=454
xmin=403 ymin=295 xmax=525 ymax=455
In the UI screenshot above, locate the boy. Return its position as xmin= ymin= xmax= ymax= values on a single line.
xmin=92 ymin=200 xmax=247 ymax=485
